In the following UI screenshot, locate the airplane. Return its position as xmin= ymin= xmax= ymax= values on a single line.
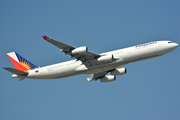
xmin=3 ymin=35 xmax=178 ymax=82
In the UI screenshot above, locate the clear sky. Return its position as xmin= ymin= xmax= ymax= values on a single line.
xmin=0 ymin=1 xmax=179 ymax=120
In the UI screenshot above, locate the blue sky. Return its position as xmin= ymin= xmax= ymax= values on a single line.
xmin=0 ymin=1 xmax=179 ymax=120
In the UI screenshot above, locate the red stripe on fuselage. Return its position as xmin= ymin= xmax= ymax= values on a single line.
xmin=7 ymin=55 xmax=29 ymax=71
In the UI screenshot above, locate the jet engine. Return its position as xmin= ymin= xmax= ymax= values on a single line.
xmin=111 ymin=68 xmax=126 ymax=75
xmin=72 ymin=46 xmax=88 ymax=54
xmin=100 ymin=75 xmax=116 ymax=83
xmin=97 ymin=54 xmax=114 ymax=62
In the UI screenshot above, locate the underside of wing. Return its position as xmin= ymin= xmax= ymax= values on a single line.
xmin=87 ymin=69 xmax=116 ymax=82
xmin=87 ymin=67 xmax=127 ymax=82
xmin=87 ymin=70 xmax=110 ymax=81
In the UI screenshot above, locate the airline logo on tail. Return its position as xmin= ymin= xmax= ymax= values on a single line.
xmin=7 ymin=52 xmax=38 ymax=71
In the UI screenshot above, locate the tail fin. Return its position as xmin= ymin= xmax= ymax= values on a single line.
xmin=6 ymin=52 xmax=38 ymax=71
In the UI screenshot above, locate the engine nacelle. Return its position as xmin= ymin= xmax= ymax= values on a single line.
xmin=72 ymin=46 xmax=88 ymax=54
xmin=100 ymin=75 xmax=116 ymax=83
xmin=111 ymin=68 xmax=126 ymax=76
xmin=97 ymin=54 xmax=113 ymax=62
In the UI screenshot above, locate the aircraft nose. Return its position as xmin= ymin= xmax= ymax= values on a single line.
xmin=174 ymin=43 xmax=178 ymax=49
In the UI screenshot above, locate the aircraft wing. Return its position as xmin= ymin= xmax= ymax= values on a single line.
xmin=42 ymin=35 xmax=101 ymax=67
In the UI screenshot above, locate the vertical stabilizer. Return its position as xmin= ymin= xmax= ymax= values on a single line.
xmin=7 ymin=52 xmax=38 ymax=71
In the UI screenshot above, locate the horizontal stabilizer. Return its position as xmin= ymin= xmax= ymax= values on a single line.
xmin=3 ymin=67 xmax=28 ymax=76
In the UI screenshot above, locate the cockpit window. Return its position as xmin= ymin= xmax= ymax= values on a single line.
xmin=168 ymin=42 xmax=173 ymax=43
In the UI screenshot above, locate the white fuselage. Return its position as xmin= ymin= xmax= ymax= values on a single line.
xmin=24 ymin=41 xmax=178 ymax=80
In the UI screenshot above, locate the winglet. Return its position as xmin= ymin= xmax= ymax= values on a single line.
xmin=42 ymin=35 xmax=49 ymax=40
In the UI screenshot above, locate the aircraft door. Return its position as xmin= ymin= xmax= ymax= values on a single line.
xmin=38 ymin=68 xmax=44 ymax=74
xmin=127 ymin=48 xmax=131 ymax=54
xmin=159 ymin=42 xmax=163 ymax=47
